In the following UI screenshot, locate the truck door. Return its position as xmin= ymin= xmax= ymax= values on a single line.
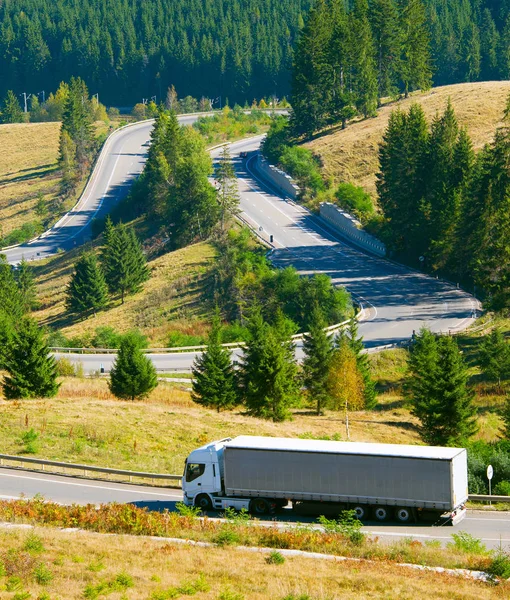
xmin=184 ymin=462 xmax=214 ymax=499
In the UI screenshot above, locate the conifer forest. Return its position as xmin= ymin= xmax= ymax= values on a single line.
xmin=0 ymin=0 xmax=509 ymax=105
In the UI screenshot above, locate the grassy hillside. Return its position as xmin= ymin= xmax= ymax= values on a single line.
xmin=0 ymin=525 xmax=506 ymax=599
xmin=0 ymin=122 xmax=60 ymax=238
xmin=33 ymin=240 xmax=216 ymax=347
xmin=306 ymin=82 xmax=510 ymax=198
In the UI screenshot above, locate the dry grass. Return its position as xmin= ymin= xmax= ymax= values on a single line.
xmin=306 ymin=81 xmax=510 ymax=197
xmin=0 ymin=526 xmax=507 ymax=599
xmin=33 ymin=241 xmax=217 ymax=346
xmin=0 ymin=122 xmax=61 ymax=237
xmin=0 ymin=378 xmax=420 ymax=473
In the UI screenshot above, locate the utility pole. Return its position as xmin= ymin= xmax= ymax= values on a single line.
xmin=37 ymin=91 xmax=45 ymax=103
xmin=92 ymin=93 xmax=99 ymax=103
xmin=151 ymin=95 xmax=157 ymax=104
xmin=20 ymin=92 xmax=30 ymax=113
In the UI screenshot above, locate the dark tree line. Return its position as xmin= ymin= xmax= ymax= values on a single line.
xmin=291 ymin=0 xmax=433 ymax=135
xmin=377 ymin=97 xmax=510 ymax=309
xmin=0 ymin=0 xmax=508 ymax=108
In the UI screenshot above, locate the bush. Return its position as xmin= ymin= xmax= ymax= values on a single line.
xmin=167 ymin=331 xmax=206 ymax=348
xmin=23 ymin=533 xmax=44 ymax=555
xmin=487 ymin=551 xmax=510 ymax=579
xmin=448 ymin=531 xmax=488 ymax=554
xmin=20 ymin=429 xmax=39 ymax=455
xmin=265 ymin=551 xmax=285 ymax=565
xmin=494 ymin=480 xmax=510 ymax=496
xmin=279 ymin=146 xmax=325 ymax=197
xmin=214 ymin=529 xmax=240 ymax=546
xmin=34 ymin=562 xmax=53 ymax=585
xmin=334 ymin=183 xmax=374 ymax=224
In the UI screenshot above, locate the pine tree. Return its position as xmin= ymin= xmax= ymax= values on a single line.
xmin=61 ymin=77 xmax=94 ymax=173
xmin=302 ymin=307 xmax=334 ymax=415
xmin=109 ymin=334 xmax=158 ymax=401
xmin=2 ymin=317 xmax=60 ymax=399
xmin=240 ymin=309 xmax=300 ymax=422
xmin=398 ymin=0 xmax=432 ymax=97
xmin=0 ymin=90 xmax=24 ymax=123
xmin=16 ymin=258 xmax=38 ymax=312
xmin=58 ymin=130 xmax=78 ymax=196
xmin=191 ymin=312 xmax=238 ymax=411
xmin=406 ymin=330 xmax=477 ymax=445
xmin=347 ymin=317 xmax=377 ymax=409
xmin=214 ymin=145 xmax=240 ymax=230
xmin=348 ymin=0 xmax=378 ymax=118
xmin=66 ymin=253 xmax=109 ymax=316
xmin=326 ymin=335 xmax=365 ymax=439
xmin=369 ymin=0 xmax=401 ymax=100
xmin=101 ymin=224 xmax=150 ymax=303
xmin=500 ymin=393 xmax=510 ymax=440
xmin=479 ymin=329 xmax=510 ymax=389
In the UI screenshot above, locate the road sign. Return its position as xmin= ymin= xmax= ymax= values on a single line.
xmin=487 ymin=465 xmax=493 ymax=480
xmin=419 ymin=256 xmax=425 ymax=262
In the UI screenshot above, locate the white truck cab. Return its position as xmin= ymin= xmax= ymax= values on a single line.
xmin=183 ymin=438 xmax=228 ymax=510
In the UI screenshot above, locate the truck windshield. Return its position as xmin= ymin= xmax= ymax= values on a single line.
xmin=185 ymin=463 xmax=205 ymax=482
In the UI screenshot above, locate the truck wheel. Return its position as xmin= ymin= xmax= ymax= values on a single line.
xmin=352 ymin=505 xmax=367 ymax=520
xmin=194 ymin=494 xmax=212 ymax=511
xmin=250 ymin=498 xmax=270 ymax=515
xmin=373 ymin=507 xmax=389 ymax=522
xmin=395 ymin=508 xmax=412 ymax=523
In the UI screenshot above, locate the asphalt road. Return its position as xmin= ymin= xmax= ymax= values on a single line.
xmin=1 ymin=467 xmax=508 ymax=549
xmin=31 ymin=125 xmax=478 ymax=373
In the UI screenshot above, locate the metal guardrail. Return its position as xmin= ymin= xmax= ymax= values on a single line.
xmin=0 ymin=454 xmax=182 ymax=487
xmin=468 ymin=494 xmax=510 ymax=503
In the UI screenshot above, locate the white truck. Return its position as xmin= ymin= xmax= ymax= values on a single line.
xmin=182 ymin=436 xmax=468 ymax=524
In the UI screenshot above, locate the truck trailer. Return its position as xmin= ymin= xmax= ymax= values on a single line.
xmin=182 ymin=436 xmax=468 ymax=525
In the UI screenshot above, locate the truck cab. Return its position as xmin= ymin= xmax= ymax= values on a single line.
xmin=182 ymin=438 xmax=229 ymax=509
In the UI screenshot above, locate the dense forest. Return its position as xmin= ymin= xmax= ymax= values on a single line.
xmin=0 ymin=0 xmax=508 ymax=106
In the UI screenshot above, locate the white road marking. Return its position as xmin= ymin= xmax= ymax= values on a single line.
xmin=0 ymin=473 xmax=181 ymax=498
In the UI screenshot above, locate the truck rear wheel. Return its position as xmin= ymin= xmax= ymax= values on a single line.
xmin=250 ymin=498 xmax=270 ymax=515
xmin=395 ymin=507 xmax=412 ymax=523
xmin=194 ymin=494 xmax=212 ymax=511
xmin=352 ymin=505 xmax=367 ymax=520
xmin=373 ymin=506 xmax=389 ymax=522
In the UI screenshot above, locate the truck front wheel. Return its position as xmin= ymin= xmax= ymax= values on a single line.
xmin=373 ymin=507 xmax=389 ymax=522
xmin=250 ymin=498 xmax=270 ymax=515
xmin=194 ymin=494 xmax=212 ymax=511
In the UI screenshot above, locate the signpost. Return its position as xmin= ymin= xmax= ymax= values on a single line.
xmin=487 ymin=464 xmax=493 ymax=505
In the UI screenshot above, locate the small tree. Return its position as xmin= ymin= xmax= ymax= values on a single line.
xmin=327 ymin=337 xmax=365 ymax=439
xmin=240 ymin=309 xmax=300 ymax=422
xmin=406 ymin=330 xmax=477 ymax=445
xmin=501 ymin=393 xmax=510 ymax=440
xmin=1 ymin=90 xmax=24 ymax=123
xmin=109 ymin=335 xmax=158 ymax=400
xmin=302 ymin=307 xmax=334 ymax=415
xmin=192 ymin=313 xmax=238 ymax=411
xmin=16 ymin=258 xmax=38 ymax=312
xmin=347 ymin=317 xmax=377 ymax=409
xmin=2 ymin=317 xmax=60 ymax=399
xmin=214 ymin=145 xmax=240 ymax=230
xmin=66 ymin=253 xmax=108 ymax=316
xmin=479 ymin=329 xmax=510 ymax=390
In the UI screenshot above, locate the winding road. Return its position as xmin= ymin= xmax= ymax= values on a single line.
xmin=1 ymin=116 xmax=478 ymax=371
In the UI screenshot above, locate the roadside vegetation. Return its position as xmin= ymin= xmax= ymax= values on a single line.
xmin=0 ymin=525 xmax=506 ymax=600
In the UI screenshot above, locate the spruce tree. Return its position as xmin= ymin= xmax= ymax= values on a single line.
xmin=16 ymin=258 xmax=38 ymax=312
xmin=479 ymin=329 xmax=510 ymax=389
xmin=191 ymin=312 xmax=238 ymax=411
xmin=302 ymin=307 xmax=334 ymax=415
xmin=406 ymin=330 xmax=477 ymax=445
xmin=500 ymin=393 xmax=510 ymax=440
xmin=58 ymin=130 xmax=78 ymax=196
xmin=1 ymin=90 xmax=24 ymax=123
xmin=347 ymin=317 xmax=377 ymax=409
xmin=240 ymin=309 xmax=300 ymax=422
xmin=109 ymin=334 xmax=158 ymax=401
xmin=66 ymin=253 xmax=108 ymax=316
xmin=101 ymin=224 xmax=150 ymax=303
xmin=2 ymin=317 xmax=60 ymax=399
xmin=398 ymin=0 xmax=432 ymax=97
xmin=61 ymin=77 xmax=93 ymax=172
xmin=214 ymin=145 xmax=240 ymax=230
xmin=369 ymin=0 xmax=401 ymax=100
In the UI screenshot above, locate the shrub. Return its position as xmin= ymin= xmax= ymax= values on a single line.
xmin=214 ymin=529 xmax=240 ymax=546
xmin=218 ymin=588 xmax=244 ymax=600
xmin=34 ymin=562 xmax=53 ymax=585
xmin=487 ymin=551 xmax=510 ymax=579
xmin=334 ymin=183 xmax=374 ymax=224
xmin=55 ymin=357 xmax=83 ymax=377
xmin=13 ymin=592 xmax=31 ymax=600
xmin=494 ymin=480 xmax=510 ymax=496
xmin=23 ymin=533 xmax=44 ymax=555
xmin=317 ymin=511 xmax=364 ymax=545
xmin=265 ymin=551 xmax=285 ymax=565
xmin=177 ymin=574 xmax=210 ymax=595
xmin=167 ymin=331 xmax=206 ymax=348
xmin=448 ymin=531 xmax=488 ymax=554
xmin=279 ymin=146 xmax=325 ymax=196
xmin=175 ymin=502 xmax=201 ymax=519
xmin=20 ymin=430 xmax=39 ymax=455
